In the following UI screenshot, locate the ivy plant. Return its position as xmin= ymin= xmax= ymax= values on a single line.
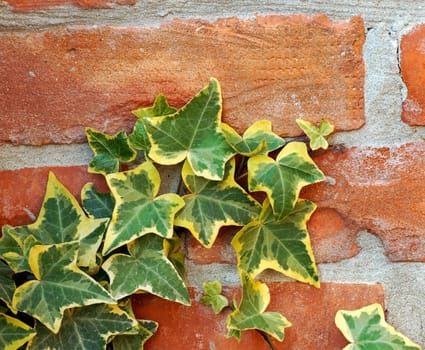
xmin=0 ymin=78 xmax=420 ymax=349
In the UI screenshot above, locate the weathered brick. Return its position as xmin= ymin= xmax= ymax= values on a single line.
xmin=0 ymin=166 xmax=107 ymax=226
xmin=303 ymin=143 xmax=425 ymax=262
xmin=401 ymin=24 xmax=425 ymax=125
xmin=132 ymin=282 xmax=384 ymax=350
xmin=4 ymin=0 xmax=135 ymax=11
xmin=0 ymin=15 xmax=365 ymax=145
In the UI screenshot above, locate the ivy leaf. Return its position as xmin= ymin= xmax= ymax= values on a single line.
xmin=29 ymin=304 xmax=136 ymax=350
xmin=103 ymin=234 xmax=190 ymax=305
xmin=335 ymin=303 xmax=422 ymax=350
xmin=200 ymin=280 xmax=229 ymax=314
xmin=164 ymin=235 xmax=186 ymax=278
xmin=248 ymin=142 xmax=325 ymax=220
xmin=175 ymin=158 xmax=261 ymax=248
xmin=232 ymin=199 xmax=320 ymax=287
xmin=81 ymin=182 xmax=115 ymax=219
xmin=296 ymin=118 xmax=334 ymax=150
xmin=143 ymin=78 xmax=235 ymax=180
xmin=12 ymin=242 xmax=115 ymax=333
xmin=129 ymin=94 xmax=177 ymax=152
xmin=227 ymin=272 xmax=291 ymax=341
xmin=0 ymin=313 xmax=36 ymax=350
xmin=86 ymin=128 xmax=137 ymax=175
xmin=112 ymin=320 xmax=158 ymax=350
xmin=0 ymin=260 xmax=15 ymax=309
xmin=221 ymin=120 xmax=285 ymax=156
xmin=102 ymin=161 xmax=185 ymax=255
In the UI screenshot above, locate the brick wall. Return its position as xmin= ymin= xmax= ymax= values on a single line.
xmin=1 ymin=1 xmax=424 ymax=348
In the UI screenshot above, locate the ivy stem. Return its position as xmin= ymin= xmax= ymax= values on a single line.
xmin=258 ymin=332 xmax=277 ymax=350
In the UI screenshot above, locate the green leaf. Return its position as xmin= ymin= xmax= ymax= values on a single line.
xmin=112 ymin=320 xmax=158 ymax=350
xmin=143 ymin=78 xmax=235 ymax=180
xmin=86 ymin=128 xmax=137 ymax=175
xmin=248 ymin=142 xmax=325 ymax=220
xmin=164 ymin=235 xmax=186 ymax=278
xmin=175 ymin=158 xmax=261 ymax=248
xmin=221 ymin=120 xmax=285 ymax=156
xmin=0 ymin=260 xmax=15 ymax=309
xmin=335 ymin=303 xmax=422 ymax=350
xmin=200 ymin=280 xmax=229 ymax=314
xmin=29 ymin=304 xmax=136 ymax=350
xmin=296 ymin=118 xmax=334 ymax=150
xmin=232 ymin=199 xmax=320 ymax=287
xmin=81 ymin=182 xmax=115 ymax=219
xmin=227 ymin=272 xmax=291 ymax=341
xmin=103 ymin=234 xmax=190 ymax=305
xmin=0 ymin=313 xmax=36 ymax=350
xmin=129 ymin=94 xmax=177 ymax=152
xmin=102 ymin=161 xmax=185 ymax=255
xmin=12 ymin=242 xmax=115 ymax=333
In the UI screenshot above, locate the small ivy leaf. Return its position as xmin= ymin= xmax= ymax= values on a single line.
xmin=0 ymin=260 xmax=15 ymax=309
xmin=175 ymin=158 xmax=261 ymax=248
xmin=129 ymin=94 xmax=177 ymax=152
xmin=112 ymin=320 xmax=158 ymax=350
xmin=0 ymin=313 xmax=36 ymax=350
xmin=221 ymin=120 xmax=285 ymax=156
xmin=103 ymin=234 xmax=190 ymax=305
xmin=164 ymin=235 xmax=186 ymax=278
xmin=248 ymin=142 xmax=325 ymax=220
xmin=12 ymin=242 xmax=115 ymax=333
xmin=86 ymin=128 xmax=137 ymax=175
xmin=28 ymin=304 xmax=136 ymax=350
xmin=335 ymin=303 xmax=422 ymax=350
xmin=81 ymin=182 xmax=115 ymax=219
xmin=200 ymin=280 xmax=229 ymax=314
xmin=232 ymin=199 xmax=320 ymax=287
xmin=102 ymin=161 xmax=185 ymax=255
xmin=296 ymin=118 xmax=334 ymax=151
xmin=227 ymin=272 xmax=291 ymax=341
xmin=143 ymin=78 xmax=235 ymax=180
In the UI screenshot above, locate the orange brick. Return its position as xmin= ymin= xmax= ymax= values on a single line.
xmin=132 ymin=282 xmax=384 ymax=350
xmin=401 ymin=24 xmax=425 ymax=125
xmin=0 ymin=16 xmax=365 ymax=145
xmin=4 ymin=0 xmax=135 ymax=11
xmin=0 ymin=166 xmax=107 ymax=226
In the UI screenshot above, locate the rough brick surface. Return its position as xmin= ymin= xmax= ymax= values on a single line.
xmin=0 ymin=15 xmax=364 ymax=145
xmin=0 ymin=166 xmax=107 ymax=227
xmin=132 ymin=283 xmax=384 ymax=350
xmin=401 ymin=23 xmax=425 ymax=125
xmin=4 ymin=0 xmax=135 ymax=11
xmin=303 ymin=143 xmax=425 ymax=262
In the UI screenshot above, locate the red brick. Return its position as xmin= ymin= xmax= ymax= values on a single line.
xmin=4 ymin=0 xmax=135 ymax=11
xmin=132 ymin=282 xmax=384 ymax=350
xmin=401 ymin=24 xmax=425 ymax=125
xmin=303 ymin=143 xmax=425 ymax=262
xmin=0 ymin=15 xmax=365 ymax=145
xmin=0 ymin=166 xmax=107 ymax=227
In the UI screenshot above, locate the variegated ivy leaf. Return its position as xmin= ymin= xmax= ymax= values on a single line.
xmin=0 ymin=260 xmax=15 ymax=309
xmin=248 ymin=142 xmax=325 ymax=220
xmin=232 ymin=199 xmax=320 ymax=287
xmin=335 ymin=303 xmax=421 ymax=350
xmin=12 ymin=241 xmax=115 ymax=333
xmin=143 ymin=78 xmax=235 ymax=180
xmin=103 ymin=234 xmax=190 ymax=305
xmin=221 ymin=120 xmax=285 ymax=156
xmin=296 ymin=118 xmax=334 ymax=150
xmin=29 ymin=304 xmax=136 ymax=350
xmin=112 ymin=320 xmax=158 ymax=350
xmin=227 ymin=272 xmax=291 ymax=341
xmin=81 ymin=182 xmax=115 ymax=219
xmin=200 ymin=280 xmax=229 ymax=314
xmin=164 ymin=235 xmax=186 ymax=278
xmin=129 ymin=94 xmax=177 ymax=152
xmin=0 ymin=313 xmax=36 ymax=350
xmin=102 ymin=161 xmax=185 ymax=255
xmin=86 ymin=128 xmax=137 ymax=175
xmin=174 ymin=158 xmax=261 ymax=248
